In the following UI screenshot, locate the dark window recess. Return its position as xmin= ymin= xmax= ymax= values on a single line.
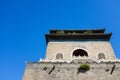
xmin=73 ymin=49 xmax=88 ymax=57
xmin=98 ymin=53 xmax=105 ymax=59
xmin=56 ymin=53 xmax=63 ymax=59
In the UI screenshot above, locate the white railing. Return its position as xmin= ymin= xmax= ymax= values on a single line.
xmin=39 ymin=57 xmax=120 ymax=63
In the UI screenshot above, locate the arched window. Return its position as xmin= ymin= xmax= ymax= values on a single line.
xmin=56 ymin=53 xmax=63 ymax=59
xmin=73 ymin=49 xmax=88 ymax=57
xmin=98 ymin=53 xmax=105 ymax=59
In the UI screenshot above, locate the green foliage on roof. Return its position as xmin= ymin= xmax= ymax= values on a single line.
xmin=57 ymin=30 xmax=65 ymax=34
xmin=83 ymin=30 xmax=92 ymax=34
xmin=72 ymin=32 xmax=76 ymax=34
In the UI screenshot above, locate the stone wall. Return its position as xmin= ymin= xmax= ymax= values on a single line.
xmin=45 ymin=41 xmax=116 ymax=61
xmin=22 ymin=62 xmax=120 ymax=80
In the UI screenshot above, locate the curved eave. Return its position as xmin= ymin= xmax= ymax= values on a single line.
xmin=45 ymin=33 xmax=112 ymax=44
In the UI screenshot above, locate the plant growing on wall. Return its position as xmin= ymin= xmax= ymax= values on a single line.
xmin=43 ymin=66 xmax=47 ymax=71
xmin=80 ymin=64 xmax=90 ymax=70
xmin=77 ymin=64 xmax=90 ymax=73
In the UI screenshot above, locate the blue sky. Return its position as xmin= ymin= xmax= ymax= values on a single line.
xmin=0 ymin=0 xmax=120 ymax=80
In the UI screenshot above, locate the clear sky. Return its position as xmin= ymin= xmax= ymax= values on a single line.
xmin=0 ymin=0 xmax=120 ymax=80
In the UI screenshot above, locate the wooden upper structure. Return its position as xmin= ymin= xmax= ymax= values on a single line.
xmin=45 ymin=29 xmax=112 ymax=43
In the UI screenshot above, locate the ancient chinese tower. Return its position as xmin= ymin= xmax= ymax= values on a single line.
xmin=23 ymin=29 xmax=120 ymax=80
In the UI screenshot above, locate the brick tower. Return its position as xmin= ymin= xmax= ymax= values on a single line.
xmin=22 ymin=29 xmax=120 ymax=80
